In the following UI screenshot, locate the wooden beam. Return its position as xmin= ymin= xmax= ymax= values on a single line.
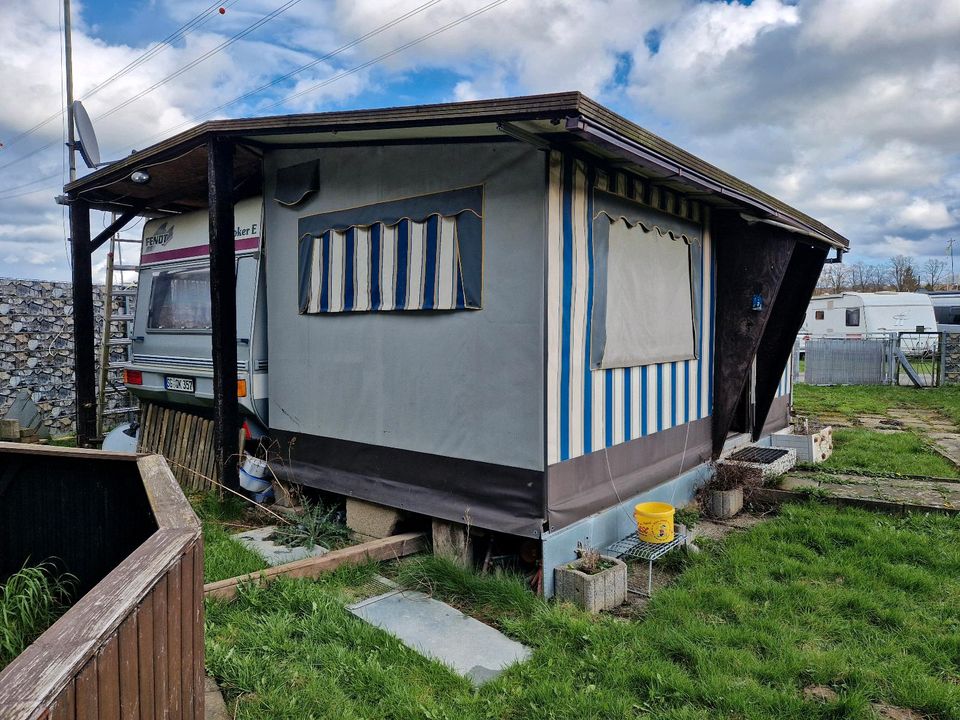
xmin=207 ymin=138 xmax=239 ymax=491
xmin=90 ymin=206 xmax=142 ymax=251
xmin=710 ymin=211 xmax=796 ymax=456
xmin=203 ymin=532 xmax=428 ymax=602
xmin=69 ymin=200 xmax=97 ymax=447
xmin=752 ymin=241 xmax=829 ymax=438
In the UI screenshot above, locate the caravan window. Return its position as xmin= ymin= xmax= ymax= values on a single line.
xmin=845 ymin=307 xmax=861 ymax=327
xmin=815 ymin=310 xmax=825 ymax=320
xmin=589 ymin=190 xmax=702 ymax=369
xmin=147 ymin=268 xmax=212 ymax=330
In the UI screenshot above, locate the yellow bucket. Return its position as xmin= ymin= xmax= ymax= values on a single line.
xmin=634 ymin=502 xmax=675 ymax=544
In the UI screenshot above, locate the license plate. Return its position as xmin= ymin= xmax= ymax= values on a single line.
xmin=164 ymin=376 xmax=195 ymax=393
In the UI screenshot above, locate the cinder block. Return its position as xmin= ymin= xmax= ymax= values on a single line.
xmin=554 ymin=557 xmax=627 ymax=613
xmin=346 ymin=498 xmax=403 ymax=540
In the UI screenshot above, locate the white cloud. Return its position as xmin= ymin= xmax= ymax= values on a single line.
xmin=1 ymin=0 xmax=959 ymax=280
xmin=894 ymin=198 xmax=956 ymax=231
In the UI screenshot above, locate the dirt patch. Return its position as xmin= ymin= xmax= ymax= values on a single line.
xmin=692 ymin=512 xmax=769 ymax=542
xmin=803 ymin=685 xmax=838 ymax=703
xmin=871 ymin=704 xmax=924 ymax=720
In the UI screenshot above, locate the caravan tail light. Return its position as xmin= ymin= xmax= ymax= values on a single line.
xmin=242 ymin=420 xmax=252 ymax=440
xmin=237 ymin=379 xmax=247 ymax=397
xmin=124 ymin=369 xmax=143 ymax=385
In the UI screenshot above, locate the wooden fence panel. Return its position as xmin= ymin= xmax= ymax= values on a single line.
xmin=137 ymin=402 xmax=215 ymax=491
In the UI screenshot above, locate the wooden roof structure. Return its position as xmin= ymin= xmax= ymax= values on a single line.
xmin=64 ymin=92 xmax=847 ymax=249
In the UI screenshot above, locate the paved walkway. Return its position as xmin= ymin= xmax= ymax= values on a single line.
xmin=780 ymin=471 xmax=960 ymax=511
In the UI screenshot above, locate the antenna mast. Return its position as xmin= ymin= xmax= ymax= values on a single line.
xmin=64 ymin=0 xmax=77 ymax=182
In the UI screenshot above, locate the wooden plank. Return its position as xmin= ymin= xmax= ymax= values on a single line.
xmin=118 ymin=614 xmax=139 ymax=720
xmin=180 ymin=550 xmax=194 ymax=720
xmin=137 ymin=455 xmax=199 ymax=531
xmin=0 ymin=530 xmax=196 ymax=719
xmin=195 ymin=421 xmax=210 ymax=490
xmin=203 ymin=420 xmax=216 ymax=489
xmin=191 ymin=542 xmax=204 ymax=720
xmin=96 ymin=634 xmax=121 ymax=720
xmin=186 ymin=414 xmax=199 ymax=491
xmin=204 ymin=532 xmax=428 ymax=602
xmin=137 ymin=594 xmax=155 ymax=720
xmin=152 ymin=577 xmax=167 ymax=720
xmin=0 ymin=442 xmax=142 ymax=462
xmin=167 ymin=558 xmax=183 ymax=720
xmin=140 ymin=404 xmax=153 ymax=452
xmin=74 ymin=658 xmax=97 ymax=720
xmin=49 ymin=680 xmax=75 ymax=720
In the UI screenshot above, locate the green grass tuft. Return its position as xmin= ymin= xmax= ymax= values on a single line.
xmin=192 ymin=492 xmax=269 ymax=584
xmin=0 ymin=561 xmax=75 ymax=670
xmin=824 ymin=428 xmax=959 ymax=477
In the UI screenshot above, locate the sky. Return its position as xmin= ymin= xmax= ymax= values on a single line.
xmin=0 ymin=0 xmax=958 ymax=282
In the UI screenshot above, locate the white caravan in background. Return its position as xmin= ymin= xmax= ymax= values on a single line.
xmin=799 ymin=291 xmax=937 ymax=350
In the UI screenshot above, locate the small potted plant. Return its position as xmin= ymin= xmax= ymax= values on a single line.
xmin=554 ymin=546 xmax=627 ymax=613
xmin=699 ymin=462 xmax=761 ymax=519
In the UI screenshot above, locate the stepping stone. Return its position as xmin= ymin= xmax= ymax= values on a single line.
xmin=231 ymin=526 xmax=328 ymax=566
xmin=348 ymin=590 xmax=531 ymax=685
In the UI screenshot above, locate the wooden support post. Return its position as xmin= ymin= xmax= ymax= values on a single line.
xmin=710 ymin=212 xmax=796 ymax=456
xmin=752 ymin=241 xmax=829 ymax=438
xmin=207 ymin=138 xmax=239 ymax=491
xmin=70 ymin=199 xmax=97 ymax=447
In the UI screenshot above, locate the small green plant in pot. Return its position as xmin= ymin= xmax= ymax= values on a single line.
xmin=699 ymin=462 xmax=762 ymax=519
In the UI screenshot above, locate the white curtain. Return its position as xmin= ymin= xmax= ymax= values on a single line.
xmin=598 ymin=220 xmax=695 ymax=368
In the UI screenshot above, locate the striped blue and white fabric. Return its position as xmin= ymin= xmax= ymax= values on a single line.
xmin=298 ymin=187 xmax=483 ymax=314
xmin=546 ymin=152 xmax=715 ymax=465
xmin=301 ymin=216 xmax=472 ymax=313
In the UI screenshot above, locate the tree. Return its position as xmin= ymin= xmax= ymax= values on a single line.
xmin=818 ymin=263 xmax=848 ymax=293
xmin=849 ymin=261 xmax=870 ymax=291
xmin=923 ymin=258 xmax=947 ymax=289
xmin=888 ymin=255 xmax=919 ymax=291
xmin=868 ymin=264 xmax=890 ymax=291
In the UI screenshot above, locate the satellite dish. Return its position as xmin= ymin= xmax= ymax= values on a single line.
xmin=73 ymin=100 xmax=101 ymax=169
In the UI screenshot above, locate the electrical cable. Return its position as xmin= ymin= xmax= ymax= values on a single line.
xmin=0 ymin=0 xmax=238 ymax=153
xmin=264 ymin=0 xmax=508 ymax=111
xmin=131 ymin=0 xmax=447 ymax=147
xmin=95 ymin=0 xmax=306 ymax=121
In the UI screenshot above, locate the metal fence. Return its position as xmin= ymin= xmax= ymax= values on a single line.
xmin=799 ymin=332 xmax=944 ymax=387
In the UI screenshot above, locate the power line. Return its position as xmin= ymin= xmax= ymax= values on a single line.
xmin=95 ymin=0 xmax=306 ymax=121
xmin=129 ymin=0 xmax=447 ymax=149
xmin=0 ymin=172 xmax=61 ymax=195
xmin=0 ymin=0 xmax=237 ymax=153
xmin=264 ymin=0 xmax=509 ymax=111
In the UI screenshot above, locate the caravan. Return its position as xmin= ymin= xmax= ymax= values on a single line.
xmin=800 ymin=292 xmax=937 ymax=341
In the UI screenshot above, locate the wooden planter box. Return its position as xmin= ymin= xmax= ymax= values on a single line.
xmin=706 ymin=488 xmax=744 ymax=519
xmin=554 ymin=556 xmax=627 ymax=613
xmin=0 ymin=443 xmax=203 ymax=720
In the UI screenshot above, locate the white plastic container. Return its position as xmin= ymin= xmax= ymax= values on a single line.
xmin=239 ymin=467 xmax=271 ymax=493
xmin=242 ymin=454 xmax=269 ymax=479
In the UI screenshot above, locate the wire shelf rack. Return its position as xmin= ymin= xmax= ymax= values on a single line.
xmin=605 ymin=530 xmax=687 ymax=596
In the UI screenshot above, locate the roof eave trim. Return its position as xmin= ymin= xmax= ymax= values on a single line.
xmin=565 ymin=115 xmax=848 ymax=250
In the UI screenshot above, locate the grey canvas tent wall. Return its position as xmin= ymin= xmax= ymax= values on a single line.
xmin=63 ymin=92 xmax=848 ymax=540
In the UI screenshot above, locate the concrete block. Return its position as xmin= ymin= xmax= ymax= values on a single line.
xmin=348 ymin=590 xmax=531 ymax=685
xmin=432 ymin=519 xmax=473 ymax=567
xmin=346 ymin=498 xmax=402 ymax=540
xmin=231 ymin=526 xmax=328 ymax=566
xmin=705 ymin=488 xmax=744 ymax=518
xmin=554 ymin=556 xmax=627 ymax=613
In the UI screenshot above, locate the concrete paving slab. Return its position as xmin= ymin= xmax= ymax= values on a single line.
xmin=780 ymin=472 xmax=960 ymax=510
xmin=348 ymin=590 xmax=531 ymax=685
xmin=231 ymin=526 xmax=328 ymax=566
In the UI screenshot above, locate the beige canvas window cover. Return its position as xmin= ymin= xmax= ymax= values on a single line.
xmin=599 ymin=220 xmax=695 ymax=368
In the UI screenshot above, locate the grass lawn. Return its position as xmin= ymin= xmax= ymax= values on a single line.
xmin=205 ymin=504 xmax=960 ymax=719
xmin=192 ymin=493 xmax=268 ymax=584
xmin=822 ymin=428 xmax=960 ymax=478
xmin=793 ymin=383 xmax=960 ymax=426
